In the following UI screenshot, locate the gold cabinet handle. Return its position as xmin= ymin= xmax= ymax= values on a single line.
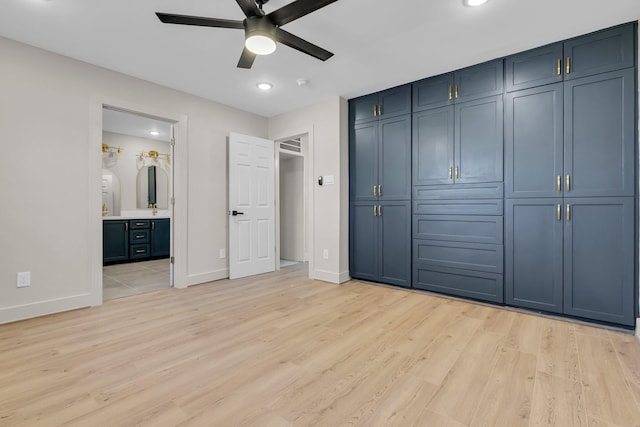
xmin=449 ymin=166 xmax=453 ymax=180
xmin=125 ymin=223 xmax=128 ymax=231
xmin=152 ymin=221 xmax=155 ymax=230
xmin=377 ymin=185 xmax=382 ymax=197
xmin=566 ymin=57 xmax=571 ymax=74
xmin=566 ymin=174 xmax=571 ymax=192
xmin=378 ymin=205 xmax=382 ymax=216
xmin=448 ymin=85 xmax=453 ymax=100
xmin=135 ymin=234 xmax=144 ymax=239
xmin=373 ymin=205 xmax=377 ymax=217
xmin=557 ymin=175 xmax=562 ymax=192
xmin=557 ymin=204 xmax=562 ymax=221
xmin=455 ymin=84 xmax=459 ymax=99
xmin=373 ymin=104 xmax=377 ymax=117
xmin=566 ymin=204 xmax=571 ymax=221
xmin=557 ymin=58 xmax=561 ymax=75
xmin=373 ymin=185 xmax=378 ymax=197
xmin=136 ymin=249 xmax=145 ymax=254
xmin=378 ymin=104 xmax=382 ymax=116
xmin=455 ymin=166 xmax=459 ymax=179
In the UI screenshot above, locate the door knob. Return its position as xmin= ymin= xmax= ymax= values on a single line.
xmin=231 ymin=210 xmax=245 ymax=216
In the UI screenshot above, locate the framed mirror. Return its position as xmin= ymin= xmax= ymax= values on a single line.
xmin=136 ymin=165 xmax=169 ymax=209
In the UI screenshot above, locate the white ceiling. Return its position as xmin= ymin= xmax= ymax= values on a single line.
xmin=2 ymin=0 xmax=639 ymax=117
xmin=103 ymin=108 xmax=173 ymax=143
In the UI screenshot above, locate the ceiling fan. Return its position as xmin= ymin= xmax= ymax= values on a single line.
xmin=156 ymin=0 xmax=339 ymax=69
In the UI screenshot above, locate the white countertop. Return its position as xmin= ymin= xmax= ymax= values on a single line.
xmin=103 ymin=215 xmax=171 ymax=220
xmin=103 ymin=209 xmax=171 ymax=220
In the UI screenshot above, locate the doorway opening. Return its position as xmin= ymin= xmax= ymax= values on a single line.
xmin=101 ymin=106 xmax=176 ymax=301
xmin=276 ymin=135 xmax=309 ymax=271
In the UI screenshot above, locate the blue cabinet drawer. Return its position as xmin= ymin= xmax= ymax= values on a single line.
xmin=413 ymin=264 xmax=504 ymax=303
xmin=414 ymin=240 xmax=503 ymax=273
xmin=414 ymin=183 xmax=503 ymax=200
xmin=130 ymin=244 xmax=150 ymax=259
xmin=130 ymin=220 xmax=150 ymax=230
xmin=414 ymin=199 xmax=503 ymax=216
xmin=414 ymin=215 xmax=503 ymax=245
xmin=130 ymin=230 xmax=150 ymax=244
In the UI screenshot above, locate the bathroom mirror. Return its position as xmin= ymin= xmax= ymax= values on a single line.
xmin=102 ymin=169 xmax=121 ymax=216
xmin=136 ymin=165 xmax=169 ymax=209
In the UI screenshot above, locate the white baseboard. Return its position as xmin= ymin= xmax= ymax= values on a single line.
xmin=636 ymin=318 xmax=640 ymax=343
xmin=177 ymin=268 xmax=229 ymax=289
xmin=312 ymin=269 xmax=348 ymax=284
xmin=0 ymin=293 xmax=92 ymax=325
xmin=338 ymin=270 xmax=351 ymax=283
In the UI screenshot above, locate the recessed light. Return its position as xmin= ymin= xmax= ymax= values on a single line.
xmin=149 ymin=131 xmax=160 ymax=136
xmin=257 ymin=82 xmax=273 ymax=91
xmin=463 ymin=0 xmax=488 ymax=6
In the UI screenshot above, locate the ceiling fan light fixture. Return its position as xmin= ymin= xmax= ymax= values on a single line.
xmin=245 ymin=35 xmax=277 ymax=55
xmin=463 ymin=0 xmax=489 ymax=6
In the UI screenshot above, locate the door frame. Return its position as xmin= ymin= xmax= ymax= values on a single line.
xmin=89 ymin=96 xmax=188 ymax=306
xmin=275 ymin=135 xmax=309 ymax=269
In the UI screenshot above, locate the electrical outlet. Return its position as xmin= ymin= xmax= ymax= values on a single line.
xmin=17 ymin=272 xmax=30 ymax=288
xmin=323 ymin=249 xmax=329 ymax=260
xmin=219 ymin=249 xmax=226 ymax=259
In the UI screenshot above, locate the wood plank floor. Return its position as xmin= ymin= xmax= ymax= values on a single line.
xmin=1 ymin=264 xmax=639 ymax=426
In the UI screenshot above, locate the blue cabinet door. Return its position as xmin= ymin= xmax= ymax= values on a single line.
xmin=349 ymin=202 xmax=378 ymax=282
xmin=455 ymin=95 xmax=503 ymax=184
xmin=454 ymin=59 xmax=504 ymax=103
xmin=379 ymin=115 xmax=411 ymax=200
xmin=350 ymin=121 xmax=378 ymax=201
xmin=103 ymin=220 xmax=129 ymax=264
xmin=505 ymin=199 xmax=563 ymax=313
xmin=378 ymin=85 xmax=412 ymax=119
xmin=564 ymin=69 xmax=635 ymax=197
xmin=563 ymin=197 xmax=634 ymax=326
xmin=505 ymin=43 xmax=563 ymax=92
xmin=378 ymin=201 xmax=411 ymax=287
xmin=412 ymin=107 xmax=454 ymax=186
xmin=564 ymin=24 xmax=634 ymax=80
xmin=351 ymin=93 xmax=379 ymax=124
xmin=151 ymin=219 xmax=170 ymax=257
xmin=412 ymin=73 xmax=454 ymax=112
xmin=505 ymin=84 xmax=563 ymax=198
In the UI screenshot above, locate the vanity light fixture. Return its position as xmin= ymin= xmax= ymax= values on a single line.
xmin=102 ymin=144 xmax=122 ymax=154
xmin=257 ymin=82 xmax=273 ymax=91
xmin=138 ymin=150 xmax=170 ymax=162
xmin=463 ymin=0 xmax=489 ymax=6
xmin=149 ymin=130 xmax=160 ymax=136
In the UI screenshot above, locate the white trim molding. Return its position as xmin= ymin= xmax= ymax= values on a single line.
xmin=0 ymin=294 xmax=92 ymax=325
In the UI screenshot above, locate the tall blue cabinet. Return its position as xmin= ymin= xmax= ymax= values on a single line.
xmin=349 ymin=22 xmax=638 ymax=327
xmin=349 ymin=85 xmax=412 ymax=287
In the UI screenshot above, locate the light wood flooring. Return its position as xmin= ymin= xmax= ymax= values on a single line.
xmin=1 ymin=264 xmax=639 ymax=426
xmin=103 ymin=258 xmax=170 ymax=301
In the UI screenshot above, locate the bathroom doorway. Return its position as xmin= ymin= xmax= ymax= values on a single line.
xmin=276 ymin=135 xmax=309 ymax=270
xmin=101 ymin=106 xmax=176 ymax=301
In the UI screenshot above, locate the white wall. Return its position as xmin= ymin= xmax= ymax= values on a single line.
xmin=269 ymin=97 xmax=350 ymax=283
xmin=280 ymin=156 xmax=304 ymax=261
xmin=0 ymin=36 xmax=267 ymax=323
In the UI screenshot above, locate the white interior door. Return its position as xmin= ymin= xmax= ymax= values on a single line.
xmin=229 ymin=132 xmax=275 ymax=279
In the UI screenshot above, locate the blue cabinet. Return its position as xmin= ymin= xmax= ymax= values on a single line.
xmin=151 ymin=219 xmax=170 ymax=257
xmin=103 ymin=220 xmax=129 ymax=264
xmin=349 ymin=201 xmax=411 ymax=287
xmin=505 ymin=24 xmax=634 ymax=92
xmin=505 ymin=83 xmax=563 ymax=198
xmin=564 ymin=69 xmax=635 ymax=198
xmin=413 ymin=59 xmax=504 ymax=112
xmin=412 ymin=107 xmax=454 ymax=186
xmin=351 ymin=85 xmax=411 ymax=124
xmin=505 ymin=199 xmax=564 ymax=313
xmin=563 ymin=198 xmax=635 ymax=326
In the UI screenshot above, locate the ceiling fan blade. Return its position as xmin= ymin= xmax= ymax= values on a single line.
xmin=274 ymin=28 xmax=333 ymax=62
xmin=237 ymin=47 xmax=257 ymax=69
xmin=268 ymin=0 xmax=339 ymax=27
xmin=156 ymin=13 xmax=244 ymax=29
xmin=236 ymin=0 xmax=263 ymax=17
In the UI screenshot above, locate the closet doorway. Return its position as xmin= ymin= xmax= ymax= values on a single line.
xmin=101 ymin=107 xmax=176 ymax=301
xmin=276 ymin=135 xmax=309 ymax=270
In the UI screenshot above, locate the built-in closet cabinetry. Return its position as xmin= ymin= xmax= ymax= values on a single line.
xmin=504 ymin=24 xmax=636 ymax=326
xmin=349 ymin=85 xmax=412 ymax=287
xmin=348 ymin=22 xmax=637 ymax=327
xmin=411 ymin=59 xmax=505 ymax=302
